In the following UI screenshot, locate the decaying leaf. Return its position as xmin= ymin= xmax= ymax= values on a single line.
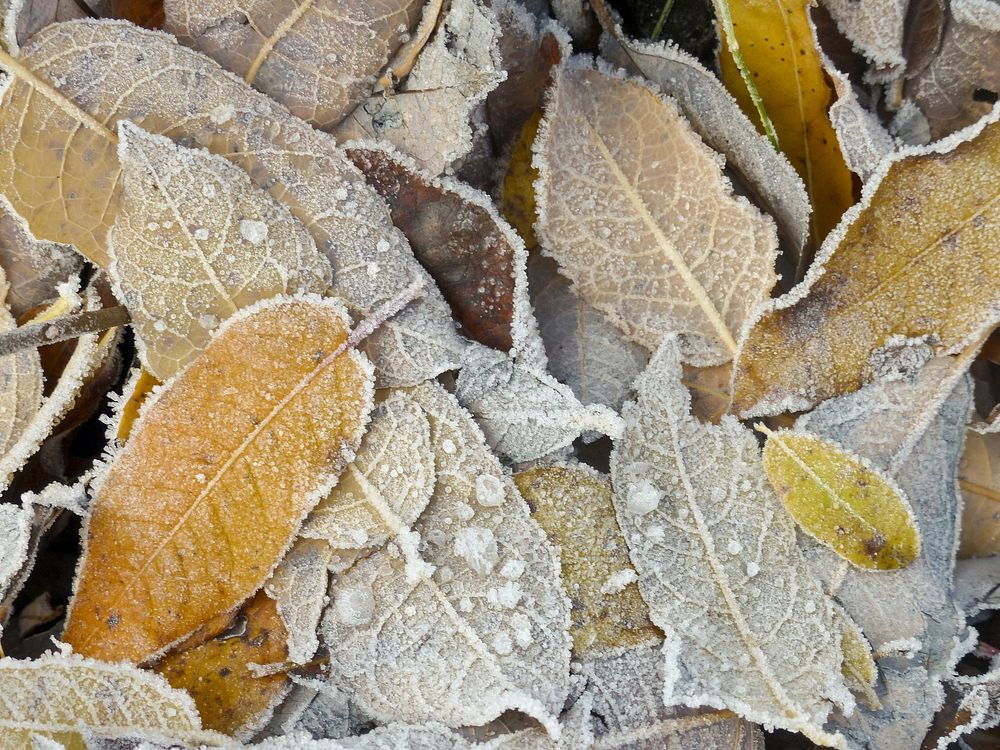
xmin=0 ymin=0 xmax=88 ymax=53
xmin=759 ymin=426 xmax=920 ymax=569
xmin=63 ymin=297 xmax=374 ymax=664
xmin=959 ymin=430 xmax=1000 ymax=557
xmin=163 ymin=0 xmax=424 ymax=130
xmin=717 ymin=0 xmax=855 ymax=258
xmin=502 ymin=111 xmax=542 ymax=249
xmin=0 ymin=20 xmax=465 ymax=386
xmin=301 ymin=390 xmax=433 ymax=553
xmin=455 ymin=344 xmax=623 ymax=463
xmin=831 ymin=604 xmax=880 ymax=710
xmin=156 ymin=591 xmax=291 ymax=739
xmin=821 ymin=0 xmax=906 ymax=76
xmin=265 ymin=537 xmax=334 ymax=665
xmin=322 ymin=382 xmax=571 ymax=734
xmin=930 ymin=669 xmax=1000 ymax=749
xmin=514 ymin=465 xmax=660 ymax=657
xmin=534 ymin=58 xmax=778 ymax=364
xmin=334 ymin=0 xmax=504 ymax=175
xmin=0 ymin=652 xmax=226 ymax=748
xmin=110 ymin=122 xmax=331 ymax=380
xmin=0 ymin=267 xmax=41 ymax=456
xmin=610 ymin=336 xmax=850 ymax=748
xmin=732 ymin=110 xmax=1000 ymax=417
xmin=528 ymin=255 xmax=648 ymax=411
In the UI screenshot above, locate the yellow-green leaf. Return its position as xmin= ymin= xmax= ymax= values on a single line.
xmin=832 ymin=603 xmax=880 ymax=710
xmin=759 ymin=425 xmax=920 ymax=570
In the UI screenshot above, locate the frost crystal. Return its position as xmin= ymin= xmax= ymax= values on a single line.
xmin=454 ymin=526 xmax=499 ymax=575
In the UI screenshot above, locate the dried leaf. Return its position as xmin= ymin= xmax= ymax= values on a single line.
xmin=732 ymin=112 xmax=1000 ymax=417
xmin=111 ymin=122 xmax=331 ymax=380
xmin=0 ymin=503 xmax=32 ymax=612
xmin=113 ymin=366 xmax=160 ymax=443
xmin=0 ymin=20 xmax=465 ymax=386
xmin=831 ymin=603 xmax=879 ymax=710
xmin=954 ymin=555 xmax=1000 ymax=617
xmin=534 ymin=58 xmax=778 ymax=364
xmin=111 ymin=0 xmax=163 ymax=28
xmin=455 ymin=345 xmax=623 ymax=463
xmin=610 ymin=336 xmax=849 ymax=748
xmin=322 ymin=382 xmax=571 ymax=734
xmin=527 ymin=255 xmax=648 ymax=412
xmin=681 ymin=361 xmax=732 ymax=424
xmin=930 ymin=670 xmax=1000 ymax=749
xmin=156 ymin=591 xmax=291 ymax=739
xmin=513 ymin=465 xmax=660 ymax=658
xmin=0 ymin=652 xmax=226 ymax=747
xmin=0 ymin=0 xmax=88 ymax=53
xmin=759 ymin=426 xmax=920 ymax=569
xmin=0 ymin=269 xmax=41 ymax=456
xmin=502 ymin=112 xmax=542 ymax=249
xmin=63 ymin=297 xmax=374 ymax=664
xmin=301 ymin=390 xmax=434 ymax=552
xmin=959 ymin=430 xmax=1000 ymax=557
xmin=825 ymin=59 xmax=898 ymax=181
xmin=820 ymin=0 xmax=906 ymax=75
xmin=265 ymin=537 xmax=333 ymax=665
xmin=163 ymin=0 xmax=423 ymax=130
xmin=907 ymin=0 xmax=1000 ymax=139
xmin=334 ymin=0 xmax=504 ymax=175
xmin=717 ymin=0 xmax=855 ymax=256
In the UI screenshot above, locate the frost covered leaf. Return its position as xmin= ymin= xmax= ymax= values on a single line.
xmin=455 ymin=345 xmax=623 ymax=463
xmin=824 ymin=62 xmax=898 ymax=181
xmin=931 ymin=670 xmax=1000 ymax=749
xmin=832 ymin=604 xmax=879 ymax=710
xmin=610 ymin=336 xmax=849 ymax=748
xmin=346 ymin=143 xmax=539 ymax=358
xmin=717 ymin=0 xmax=854 ymax=257
xmin=111 ymin=122 xmax=331 ymax=380
xmin=301 ymin=390 xmax=433 ymax=552
xmin=907 ymin=0 xmax=1000 ymax=139
xmin=513 ymin=465 xmax=660 ymax=657
xmin=732 ymin=113 xmax=1000 ymax=417
xmin=63 ymin=297 xmax=374 ymax=664
xmin=534 ymin=58 xmax=778 ymax=364
xmin=0 ymin=652 xmax=226 ymax=748
xmin=759 ymin=426 xmax=920 ymax=569
xmin=958 ymin=430 xmax=1000 ymax=557
xmin=0 ymin=21 xmax=464 ymax=387
xmin=0 ymin=268 xmax=42 ymax=456
xmin=0 ymin=194 xmax=81 ymax=319
xmin=594 ymin=0 xmax=810 ymax=259
xmin=528 ymin=255 xmax=647 ymax=411
xmin=0 ymin=0 xmax=88 ymax=53
xmin=156 ymin=591 xmax=291 ymax=739
xmin=265 ymin=538 xmax=334 ymax=665
xmin=334 ymin=0 xmax=504 ymax=175
xmin=820 ymin=0 xmax=907 ymax=75
xmin=163 ymin=0 xmax=424 ymax=130
xmin=322 ymin=382 xmax=571 ymax=733
xmin=955 ymin=555 xmax=1000 ymax=616
xmin=0 ymin=503 xmax=33 ymax=619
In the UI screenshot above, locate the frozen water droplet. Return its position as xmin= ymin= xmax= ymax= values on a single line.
xmin=454 ymin=526 xmax=499 ymax=575
xmin=511 ymin=613 xmax=533 ymax=648
xmin=500 ymin=559 xmax=525 ymax=580
xmin=492 ymin=632 xmax=512 ymax=655
xmin=627 ymin=480 xmax=662 ymax=515
xmin=239 ymin=219 xmax=269 ymax=246
xmin=804 ymin=600 xmax=816 ymax=614
xmin=600 ymin=568 xmax=638 ymax=595
xmin=153 ymin=320 xmax=167 ymax=332
xmin=336 ymin=585 xmax=374 ymax=626
xmin=199 ymin=313 xmax=218 ymax=330
xmin=455 ymin=502 xmax=475 ymax=521
xmin=475 ymin=474 xmax=504 ymax=507
xmin=746 ymin=561 xmax=760 ymax=577
xmin=727 ymin=540 xmax=742 ymax=555
xmin=202 ymin=183 xmax=216 ymax=199
xmin=442 ymin=439 xmax=457 ymax=455
xmin=209 ymin=103 xmax=235 ymax=125
xmin=193 ymin=227 xmax=209 ymax=241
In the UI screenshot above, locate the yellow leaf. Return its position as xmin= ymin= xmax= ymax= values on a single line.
xmin=155 ymin=591 xmax=290 ymax=739
xmin=832 ymin=604 xmax=880 ymax=710
xmin=513 ymin=465 xmax=661 ymax=657
xmin=63 ymin=297 xmax=374 ymax=664
xmin=958 ymin=430 xmax=1000 ymax=558
xmin=759 ymin=426 xmax=920 ymax=570
xmin=732 ymin=116 xmax=1000 ymax=417
xmin=115 ymin=368 xmax=161 ymax=443
xmin=502 ymin=110 xmax=541 ymax=249
xmin=717 ymin=0 xmax=855 ymax=257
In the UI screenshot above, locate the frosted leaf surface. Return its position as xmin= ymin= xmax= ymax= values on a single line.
xmin=301 ymin=390 xmax=434 ymax=551
xmin=533 ymin=58 xmax=778 ymax=364
xmin=527 ymin=255 xmax=647 ymax=411
xmin=954 ymin=556 xmax=1000 ymax=616
xmin=820 ymin=0 xmax=906 ymax=74
xmin=265 ymin=538 xmax=334 ymax=665
xmin=335 ymin=0 xmax=504 ymax=175
xmin=796 ymin=357 xmax=973 ymax=747
xmin=322 ymin=382 xmax=571 ymax=733
xmin=831 ymin=603 xmax=879 ymax=710
xmin=0 ymin=0 xmax=88 ymax=53
xmin=0 ymin=267 xmax=42 ymax=457
xmin=0 ymin=503 xmax=32 ymax=607
xmin=455 ymin=344 xmax=623 ymax=463
xmin=163 ymin=0 xmax=424 ymax=130
xmin=596 ymin=10 xmax=810 ymax=258
xmin=825 ymin=60 xmax=898 ymax=181
xmin=0 ymin=194 xmax=81 ymax=319
xmin=932 ymin=670 xmax=1000 ymax=749
xmin=110 ymin=122 xmax=330 ymax=380
xmin=0 ymin=20 xmax=465 ymax=387
xmin=0 ymin=652 xmax=226 ymax=748
xmin=610 ymin=336 xmax=849 ymax=747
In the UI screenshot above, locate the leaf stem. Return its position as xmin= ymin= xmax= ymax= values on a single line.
xmin=0 ymin=305 xmax=131 ymax=357
xmin=650 ymin=0 xmax=676 ymax=40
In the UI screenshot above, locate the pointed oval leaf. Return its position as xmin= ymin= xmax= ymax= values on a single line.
xmin=760 ymin=427 xmax=920 ymax=570
xmin=63 ymin=296 xmax=375 ymax=664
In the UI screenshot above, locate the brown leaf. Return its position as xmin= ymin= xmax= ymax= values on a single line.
xmin=0 ymin=0 xmax=89 ymax=53
xmin=112 ymin=0 xmax=163 ymax=27
xmin=959 ymin=430 xmax=1000 ymax=558
xmin=63 ymin=297 xmax=374 ymax=664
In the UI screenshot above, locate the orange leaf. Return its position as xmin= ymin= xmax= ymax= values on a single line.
xmin=63 ymin=297 xmax=374 ymax=664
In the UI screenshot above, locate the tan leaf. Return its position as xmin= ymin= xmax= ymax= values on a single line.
xmin=958 ymin=430 xmax=1000 ymax=557
xmin=610 ymin=336 xmax=849 ymax=748
xmin=534 ymin=58 xmax=778 ymax=365
xmin=163 ymin=0 xmax=424 ymax=130
xmin=265 ymin=537 xmax=334 ymax=665
xmin=111 ymin=122 xmax=331 ymax=380
xmin=0 ymin=268 xmax=41 ymax=457
xmin=514 ymin=465 xmax=660 ymax=658
xmin=732 ymin=112 xmax=1000 ymax=417
xmin=322 ymin=382 xmax=571 ymax=733
xmin=0 ymin=652 xmax=226 ymax=748
xmin=63 ymin=297 xmax=374 ymax=664
xmin=0 ymin=0 xmax=88 ymax=53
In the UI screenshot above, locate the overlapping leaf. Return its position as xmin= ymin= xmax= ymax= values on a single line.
xmin=265 ymin=537 xmax=334 ymax=665
xmin=0 ymin=267 xmax=41 ymax=456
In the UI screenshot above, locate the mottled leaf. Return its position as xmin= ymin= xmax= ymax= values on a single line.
xmin=959 ymin=430 xmax=1000 ymax=557
xmin=733 ymin=111 xmax=1000 ymax=417
xmin=610 ymin=336 xmax=849 ymax=747
xmin=534 ymin=58 xmax=778 ymax=364
xmin=322 ymin=382 xmax=571 ymax=733
xmin=110 ymin=122 xmax=331 ymax=380
xmin=63 ymin=297 xmax=374 ymax=664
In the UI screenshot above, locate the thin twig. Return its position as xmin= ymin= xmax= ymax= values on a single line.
xmin=0 ymin=305 xmax=131 ymax=358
